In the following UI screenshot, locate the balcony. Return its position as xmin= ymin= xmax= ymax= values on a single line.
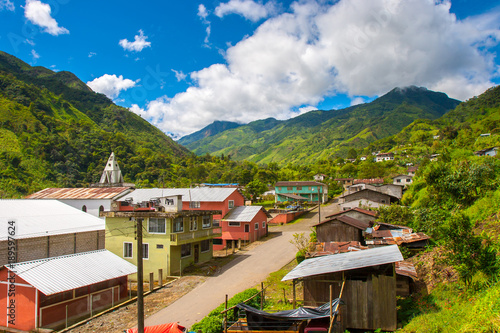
xmin=170 ymin=227 xmax=222 ymax=245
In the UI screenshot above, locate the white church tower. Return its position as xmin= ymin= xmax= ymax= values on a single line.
xmin=99 ymin=152 xmax=124 ymax=185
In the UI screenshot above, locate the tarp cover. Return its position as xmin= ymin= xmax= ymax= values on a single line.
xmin=235 ymin=300 xmax=341 ymax=331
xmin=126 ymin=322 xmax=186 ymax=333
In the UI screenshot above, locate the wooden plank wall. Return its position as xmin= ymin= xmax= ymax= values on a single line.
xmin=316 ymin=222 xmax=362 ymax=243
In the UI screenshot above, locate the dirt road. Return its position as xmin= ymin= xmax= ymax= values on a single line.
xmin=145 ymin=204 xmax=338 ymax=329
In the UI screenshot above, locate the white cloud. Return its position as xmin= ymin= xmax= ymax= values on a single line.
xmin=172 ymin=69 xmax=187 ymax=82
xmin=135 ymin=0 xmax=500 ymax=138
xmin=88 ymin=52 xmax=96 ymax=58
xmin=0 ymin=0 xmax=14 ymax=11
xmin=31 ymin=49 xmax=39 ymax=62
xmin=215 ymin=0 xmax=276 ymax=22
xmin=24 ymin=0 xmax=69 ymax=36
xmin=87 ymin=74 xmax=137 ymax=99
xmin=350 ymin=97 xmax=365 ymax=106
xmin=119 ymin=30 xmax=151 ymax=52
xmin=198 ymin=4 xmax=211 ymax=46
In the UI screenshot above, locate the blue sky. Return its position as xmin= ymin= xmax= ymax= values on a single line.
xmin=1 ymin=0 xmax=499 ymax=139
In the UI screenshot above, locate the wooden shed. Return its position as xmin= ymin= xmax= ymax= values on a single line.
xmin=282 ymin=245 xmax=403 ymax=332
xmin=314 ymin=216 xmax=369 ymax=243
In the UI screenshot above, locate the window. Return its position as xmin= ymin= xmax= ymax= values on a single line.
xmin=213 ymin=219 xmax=220 ymax=227
xmin=244 ymin=224 xmax=249 ymax=232
xmin=82 ymin=205 xmax=87 ymax=212
xmin=202 ymin=215 xmax=211 ymax=228
xmin=142 ymin=244 xmax=149 ymax=260
xmin=213 ymin=238 xmax=223 ymax=245
xmin=123 ymin=242 xmax=133 ymax=258
xmin=201 ymin=239 xmax=210 ymax=252
xmin=156 ymin=244 xmax=164 ymax=249
xmin=287 ymin=186 xmax=293 ymax=191
xmin=262 ymin=221 xmax=266 ymax=228
xmin=181 ymin=244 xmax=191 ymax=258
xmin=228 ymin=200 xmax=234 ymax=209
xmin=190 ymin=216 xmax=198 ymax=231
xmin=189 ymin=201 xmax=200 ymax=208
xmin=99 ymin=205 xmax=104 ymax=213
xmin=149 ymin=218 xmax=166 ymax=234
xmin=297 ymin=186 xmax=302 ymax=190
xmin=173 ymin=217 xmax=184 ymax=233
xmin=255 ymin=223 xmax=259 ymax=230
xmin=406 ymin=179 xmax=411 ymax=183
xmin=229 ymin=222 xmax=240 ymax=227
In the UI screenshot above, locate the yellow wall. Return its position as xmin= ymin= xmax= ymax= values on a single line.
xmin=105 ymin=215 xmax=213 ymax=281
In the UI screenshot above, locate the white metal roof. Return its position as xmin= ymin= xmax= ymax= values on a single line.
xmin=116 ymin=188 xmax=239 ymax=203
xmin=223 ymin=206 xmax=263 ymax=222
xmin=282 ymin=245 xmax=403 ymax=281
xmin=4 ymin=249 xmax=137 ymax=295
xmin=0 ymin=199 xmax=104 ymax=241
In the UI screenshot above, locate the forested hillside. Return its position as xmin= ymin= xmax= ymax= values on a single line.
xmin=181 ymin=86 xmax=460 ymax=164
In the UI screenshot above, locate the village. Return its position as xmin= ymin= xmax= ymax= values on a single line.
xmin=0 ymin=148 xmax=453 ymax=333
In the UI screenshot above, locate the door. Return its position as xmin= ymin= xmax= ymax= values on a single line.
xmin=194 ymin=244 xmax=199 ymax=263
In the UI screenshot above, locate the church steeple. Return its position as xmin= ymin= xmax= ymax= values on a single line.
xmin=99 ymin=152 xmax=124 ymax=185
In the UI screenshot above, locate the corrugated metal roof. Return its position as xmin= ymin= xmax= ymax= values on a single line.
xmin=4 ymin=250 xmax=136 ymax=295
xmin=0 ymin=199 xmax=104 ymax=240
xmin=325 ymin=207 xmax=377 ymax=219
xmin=26 ymin=187 xmax=132 ymax=200
xmin=115 ymin=188 xmax=239 ymax=203
xmin=314 ymin=215 xmax=369 ymax=230
xmin=223 ymin=206 xmax=264 ymax=222
xmin=282 ymin=245 xmax=403 ymax=281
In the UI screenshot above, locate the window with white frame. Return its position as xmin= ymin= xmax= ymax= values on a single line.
xmin=202 ymin=215 xmax=211 ymax=228
xmin=255 ymin=222 xmax=259 ymax=230
xmin=173 ymin=217 xmax=184 ymax=233
xmin=123 ymin=242 xmax=133 ymax=258
xmin=181 ymin=244 xmax=191 ymax=258
xmin=262 ymin=221 xmax=266 ymax=228
xmin=142 ymin=243 xmax=149 ymax=260
xmin=189 ymin=201 xmax=200 ymax=208
xmin=228 ymin=200 xmax=234 ymax=209
xmin=190 ymin=216 xmax=198 ymax=231
xmin=149 ymin=218 xmax=166 ymax=234
xmin=228 ymin=222 xmax=240 ymax=227
xmin=201 ymin=239 xmax=210 ymax=252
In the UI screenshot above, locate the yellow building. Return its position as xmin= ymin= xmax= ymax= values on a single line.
xmin=102 ymin=195 xmax=221 ymax=281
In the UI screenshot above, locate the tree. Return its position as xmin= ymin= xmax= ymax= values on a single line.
xmin=244 ymin=180 xmax=268 ymax=202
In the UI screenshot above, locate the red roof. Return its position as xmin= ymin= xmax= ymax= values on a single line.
xmin=127 ymin=323 xmax=186 ymax=333
xmin=353 ymin=178 xmax=384 ymax=185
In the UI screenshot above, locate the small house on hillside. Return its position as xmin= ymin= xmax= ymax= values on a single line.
xmin=282 ymin=245 xmax=403 ymax=332
xmin=334 ymin=178 xmax=354 ymax=189
xmin=314 ymin=174 xmax=328 ymax=181
xmin=314 ymin=216 xmax=369 ymax=243
xmin=219 ymin=206 xmax=271 ymax=251
xmin=474 ymin=147 xmax=498 ymax=157
xmin=375 ymin=152 xmax=394 ymax=162
xmin=407 ymin=166 xmax=418 ymax=176
xmin=392 ymin=174 xmax=413 ymax=186
xmin=340 ymin=189 xmax=399 ymax=211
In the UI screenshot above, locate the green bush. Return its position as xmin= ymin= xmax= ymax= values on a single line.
xmin=191 ymin=288 xmax=261 ymax=333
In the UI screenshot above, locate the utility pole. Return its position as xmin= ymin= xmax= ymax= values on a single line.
xmin=137 ymin=218 xmax=145 ymax=333
xmin=318 ymin=186 xmax=321 ymax=223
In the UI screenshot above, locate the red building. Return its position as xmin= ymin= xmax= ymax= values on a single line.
xmin=0 ymin=250 xmax=136 ymax=331
xmin=218 ymin=206 xmax=271 ymax=251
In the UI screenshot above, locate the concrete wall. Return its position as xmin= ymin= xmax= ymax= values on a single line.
xmin=59 ymin=199 xmax=112 ymax=218
xmin=341 ymin=199 xmax=387 ymax=211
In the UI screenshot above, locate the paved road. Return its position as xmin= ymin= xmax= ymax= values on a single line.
xmin=145 ymin=203 xmax=339 ymax=329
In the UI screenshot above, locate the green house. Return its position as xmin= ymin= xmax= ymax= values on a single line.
xmin=274 ymin=181 xmax=328 ymax=204
xmin=103 ymin=197 xmax=221 ymax=281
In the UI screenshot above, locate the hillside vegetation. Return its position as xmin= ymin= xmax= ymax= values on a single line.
xmin=180 ymin=86 xmax=460 ymax=165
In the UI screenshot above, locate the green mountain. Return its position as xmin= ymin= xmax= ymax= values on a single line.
xmin=0 ymin=51 xmax=190 ymax=197
xmin=178 ymin=120 xmax=241 ymax=146
xmin=181 ymin=86 xmax=460 ymax=164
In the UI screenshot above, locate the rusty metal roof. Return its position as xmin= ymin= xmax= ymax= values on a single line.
xmin=314 ymin=215 xmax=369 ymax=230
xmin=366 ymin=232 xmax=430 ymax=246
xmin=275 ymin=181 xmax=326 ymax=187
xmin=26 ymin=187 xmax=132 ymax=200
xmin=395 ymin=261 xmax=418 ymax=280
xmin=282 ymin=245 xmax=403 ymax=281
